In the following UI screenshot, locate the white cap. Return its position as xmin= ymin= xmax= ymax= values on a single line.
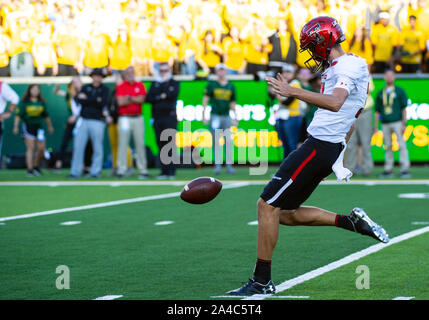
xmin=282 ymin=63 xmax=295 ymax=73
xmin=215 ymin=63 xmax=227 ymax=71
xmin=379 ymin=11 xmax=390 ymax=20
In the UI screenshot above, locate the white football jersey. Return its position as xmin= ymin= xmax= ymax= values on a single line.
xmin=307 ymin=53 xmax=369 ymax=143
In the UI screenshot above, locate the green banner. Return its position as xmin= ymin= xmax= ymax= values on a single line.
xmin=1 ymin=78 xmax=428 ymax=164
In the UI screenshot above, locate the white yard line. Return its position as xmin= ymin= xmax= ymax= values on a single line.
xmin=93 ymin=295 xmax=123 ymax=300
xmin=241 ymin=225 xmax=429 ymax=300
xmin=0 ymin=182 xmax=249 ymax=222
xmin=0 ymin=179 xmax=428 ymax=186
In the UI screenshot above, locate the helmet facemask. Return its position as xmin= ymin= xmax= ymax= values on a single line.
xmin=300 ymin=32 xmax=333 ymax=73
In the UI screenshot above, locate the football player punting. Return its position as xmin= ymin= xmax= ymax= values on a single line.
xmin=228 ymin=16 xmax=390 ymax=296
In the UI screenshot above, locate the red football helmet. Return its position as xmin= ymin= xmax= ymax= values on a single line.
xmin=299 ymin=16 xmax=346 ymax=72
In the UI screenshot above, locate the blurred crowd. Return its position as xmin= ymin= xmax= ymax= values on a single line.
xmin=0 ymin=0 xmax=429 ymax=78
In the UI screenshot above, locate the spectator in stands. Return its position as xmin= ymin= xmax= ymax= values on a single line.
xmin=202 ymin=63 xmax=236 ymax=175
xmin=374 ymin=69 xmax=410 ymax=178
xmin=54 ymin=19 xmax=81 ymax=76
xmin=146 ymin=63 xmax=180 ymax=179
xmin=107 ymin=73 xmax=133 ymax=177
xmin=150 ymin=25 xmax=175 ymax=78
xmin=345 ymin=26 xmax=374 ymax=68
xmin=296 ymin=67 xmax=313 ymax=141
xmin=7 ymin=14 xmax=35 ymax=77
xmin=399 ymin=15 xmax=425 ymax=73
xmin=31 ymin=20 xmax=58 ymax=76
xmin=268 ymin=19 xmax=297 ymax=75
xmin=268 ymin=63 xmax=302 ymax=159
xmin=130 ymin=17 xmax=152 ymax=77
xmin=110 ymin=25 xmax=132 ymax=75
xmin=176 ymin=20 xmax=198 ymax=76
xmin=78 ymin=21 xmax=110 ymax=76
xmin=69 ymin=68 xmax=111 ymax=178
xmin=345 ymin=68 xmax=375 ymax=177
xmin=305 ymin=72 xmax=321 ymax=127
xmin=0 ymin=26 xmax=11 ymax=77
xmin=0 ymin=81 xmax=19 ymax=160
xmin=370 ymin=11 xmax=400 ymax=73
xmin=222 ymin=26 xmax=247 ymax=75
xmin=52 ymin=76 xmax=93 ymax=172
xmin=115 ymin=66 xmax=149 ymax=179
xmin=197 ymin=29 xmax=223 ymax=75
xmin=12 ymin=84 xmax=54 ymax=176
xmin=241 ymin=15 xmax=272 ymax=79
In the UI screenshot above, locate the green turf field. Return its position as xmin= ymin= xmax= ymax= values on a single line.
xmin=0 ymin=167 xmax=428 ymax=300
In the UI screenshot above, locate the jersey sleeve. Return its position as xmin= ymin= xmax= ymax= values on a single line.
xmin=2 ymin=83 xmax=19 ymax=105
xmin=334 ymin=73 xmax=355 ymax=94
xmin=333 ymin=59 xmax=363 ymax=94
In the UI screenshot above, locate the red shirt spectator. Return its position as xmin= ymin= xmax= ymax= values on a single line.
xmin=116 ymin=79 xmax=146 ymax=116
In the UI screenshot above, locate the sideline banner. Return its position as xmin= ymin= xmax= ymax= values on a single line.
xmin=1 ymin=78 xmax=428 ymax=163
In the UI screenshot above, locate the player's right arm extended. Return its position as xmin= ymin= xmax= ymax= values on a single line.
xmin=267 ymin=74 xmax=348 ymax=112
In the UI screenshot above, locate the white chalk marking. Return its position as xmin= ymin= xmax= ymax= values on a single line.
xmin=93 ymin=295 xmax=123 ymax=300
xmin=59 ymin=221 xmax=82 ymax=226
xmin=241 ymin=226 xmax=429 ymax=300
xmin=0 ymin=182 xmax=249 ymax=222
xmin=398 ymin=193 xmax=429 ymax=199
xmin=154 ymin=221 xmax=174 ymax=226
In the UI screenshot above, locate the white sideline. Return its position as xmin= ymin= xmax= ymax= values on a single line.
xmin=242 ymin=225 xmax=429 ymax=300
xmin=0 ymin=179 xmax=428 ymax=186
xmin=0 ymin=182 xmax=249 ymax=222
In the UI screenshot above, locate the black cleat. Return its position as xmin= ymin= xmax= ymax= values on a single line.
xmin=349 ymin=208 xmax=390 ymax=243
xmin=227 ymin=278 xmax=276 ymax=295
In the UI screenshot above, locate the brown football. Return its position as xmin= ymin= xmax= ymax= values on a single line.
xmin=180 ymin=177 xmax=222 ymax=204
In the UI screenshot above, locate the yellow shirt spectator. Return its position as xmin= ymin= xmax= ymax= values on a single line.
xmin=196 ymin=30 xmax=223 ymax=70
xmin=31 ymin=22 xmax=58 ymax=75
xmin=243 ymin=36 xmax=272 ymax=66
xmin=54 ymin=25 xmax=81 ymax=66
xmin=222 ymin=27 xmax=246 ymax=73
xmin=81 ymin=31 xmax=111 ymax=69
xmin=288 ymin=79 xmax=302 ymax=117
xmin=177 ymin=32 xmax=198 ymax=64
xmin=344 ymin=27 xmax=374 ymax=65
xmin=223 ymin=38 xmax=246 ymax=71
xmin=0 ymin=31 xmax=11 ymax=68
xmin=370 ymin=23 xmax=399 ymax=62
xmin=130 ymin=20 xmax=152 ymax=61
xmin=150 ymin=33 xmax=176 ymax=63
xmin=346 ymin=39 xmax=374 ymax=65
xmin=399 ymin=26 xmax=425 ymax=65
xmin=110 ymin=30 xmax=132 ymax=71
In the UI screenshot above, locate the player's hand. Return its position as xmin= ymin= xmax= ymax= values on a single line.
xmin=48 ymin=126 xmax=54 ymax=135
xmin=13 ymin=126 xmax=19 ymax=135
xmin=266 ymin=73 xmax=293 ymax=97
